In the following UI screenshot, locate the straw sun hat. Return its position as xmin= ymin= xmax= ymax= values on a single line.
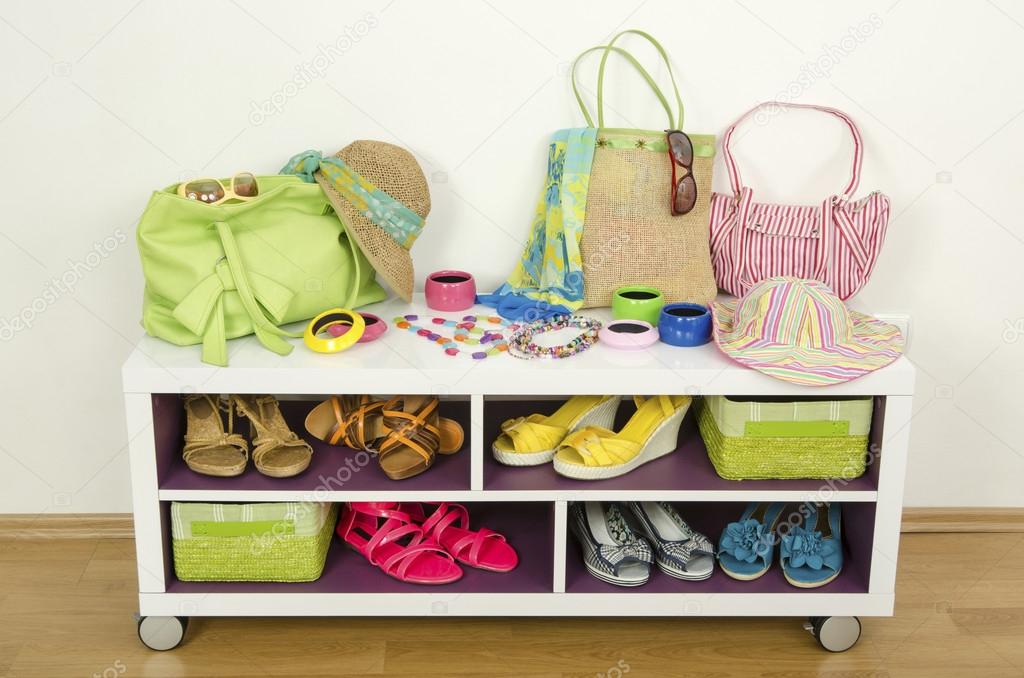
xmin=283 ymin=141 xmax=430 ymax=301
xmin=712 ymin=277 xmax=905 ymax=386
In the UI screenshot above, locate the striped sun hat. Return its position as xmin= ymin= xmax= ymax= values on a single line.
xmin=712 ymin=277 xmax=904 ymax=386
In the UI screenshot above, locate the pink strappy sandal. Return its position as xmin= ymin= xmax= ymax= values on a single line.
xmin=401 ymin=502 xmax=519 ymax=573
xmin=337 ymin=502 xmax=463 ymax=585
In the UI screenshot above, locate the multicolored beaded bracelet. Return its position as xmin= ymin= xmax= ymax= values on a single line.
xmin=507 ymin=314 xmax=602 ymax=360
xmin=393 ymin=314 xmax=519 ymax=359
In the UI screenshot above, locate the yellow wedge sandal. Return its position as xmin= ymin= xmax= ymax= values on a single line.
xmin=553 ymin=395 xmax=691 ymax=480
xmin=492 ymin=395 xmax=621 ymax=466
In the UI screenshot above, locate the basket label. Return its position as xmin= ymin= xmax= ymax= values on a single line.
xmin=744 ymin=420 xmax=849 ymax=437
xmin=190 ymin=520 xmax=295 ymax=537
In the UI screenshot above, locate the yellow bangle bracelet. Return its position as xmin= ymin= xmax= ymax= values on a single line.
xmin=303 ymin=308 xmax=366 ymax=353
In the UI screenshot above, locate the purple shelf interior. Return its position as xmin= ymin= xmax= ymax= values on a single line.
xmin=484 ymin=398 xmax=883 ymax=494
xmin=565 ymin=501 xmax=873 ymax=593
xmin=154 ymin=395 xmax=471 ymax=493
xmin=166 ymin=502 xmax=554 ymax=594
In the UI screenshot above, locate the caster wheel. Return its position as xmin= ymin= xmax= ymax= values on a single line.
xmin=805 ymin=616 xmax=861 ymax=652
xmin=137 ymin=615 xmax=189 ymax=651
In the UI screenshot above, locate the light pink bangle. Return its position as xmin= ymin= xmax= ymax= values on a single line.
xmin=598 ymin=320 xmax=659 ymax=350
xmin=327 ymin=312 xmax=388 ymax=343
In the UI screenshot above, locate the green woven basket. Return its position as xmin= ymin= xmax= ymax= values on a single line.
xmin=172 ymin=502 xmax=337 ymax=582
xmin=696 ymin=396 xmax=872 ymax=480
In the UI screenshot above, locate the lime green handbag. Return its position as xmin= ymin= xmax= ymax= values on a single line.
xmin=137 ymin=175 xmax=386 ymax=366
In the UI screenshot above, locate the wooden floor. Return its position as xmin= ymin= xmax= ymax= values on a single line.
xmin=0 ymin=533 xmax=1022 ymax=677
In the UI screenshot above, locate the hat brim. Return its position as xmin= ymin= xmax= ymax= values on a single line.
xmin=712 ymin=299 xmax=904 ymax=386
xmin=315 ymin=172 xmax=414 ymax=302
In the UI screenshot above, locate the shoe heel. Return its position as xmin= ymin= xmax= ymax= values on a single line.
xmin=572 ymin=395 xmax=621 ymax=432
xmin=641 ymin=406 xmax=688 ymax=461
xmin=336 ymin=504 xmax=357 ymax=540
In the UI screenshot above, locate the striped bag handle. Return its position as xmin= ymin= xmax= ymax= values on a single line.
xmin=571 ymin=30 xmax=683 ymax=129
xmin=721 ymin=101 xmax=864 ymax=201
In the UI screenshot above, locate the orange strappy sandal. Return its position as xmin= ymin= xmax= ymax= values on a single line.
xmin=304 ymin=395 xmax=387 ymax=451
xmin=376 ymin=396 xmax=464 ymax=480
xmin=304 ymin=395 xmax=464 ymax=456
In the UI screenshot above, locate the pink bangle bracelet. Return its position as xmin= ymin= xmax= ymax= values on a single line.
xmin=425 ymin=270 xmax=477 ymax=311
xmin=598 ymin=319 xmax=659 ymax=350
xmin=327 ymin=312 xmax=388 ymax=342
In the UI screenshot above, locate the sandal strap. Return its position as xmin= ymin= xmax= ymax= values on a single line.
xmin=354 ymin=509 xmax=455 ymax=579
xmin=251 ymin=434 xmax=311 ymax=465
xmin=365 ymin=520 xmax=421 ymax=560
xmin=328 ymin=396 xmax=347 ymax=445
xmin=418 ymin=502 xmax=469 ymax=542
xmin=559 ymin=426 xmax=638 ymax=467
xmin=233 ymin=394 xmax=312 ymax=464
xmin=378 ymin=398 xmax=441 ymax=465
xmin=449 ymin=527 xmax=506 ymax=567
xmin=386 ymin=541 xmax=455 ymax=580
xmin=499 ymin=415 xmax=568 ymax=453
xmin=327 ymin=396 xmax=386 ymax=449
xmin=182 ymin=433 xmax=249 ymax=460
xmin=633 ymin=395 xmax=675 ymax=417
xmin=182 ymin=395 xmax=249 ymax=461
xmin=413 ymin=502 xmax=506 ymax=568
xmin=351 ymin=502 xmax=413 ymax=523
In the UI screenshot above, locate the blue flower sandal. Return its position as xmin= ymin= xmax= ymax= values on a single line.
xmin=718 ymin=502 xmax=786 ymax=581
xmin=569 ymin=502 xmax=653 ymax=587
xmin=781 ymin=503 xmax=843 ymax=588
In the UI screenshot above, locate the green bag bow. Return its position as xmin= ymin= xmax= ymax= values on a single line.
xmin=137 ymin=175 xmax=386 ymax=365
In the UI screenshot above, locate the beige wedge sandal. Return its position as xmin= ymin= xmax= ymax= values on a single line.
xmin=231 ymin=395 xmax=313 ymax=478
xmin=182 ymin=395 xmax=249 ymax=477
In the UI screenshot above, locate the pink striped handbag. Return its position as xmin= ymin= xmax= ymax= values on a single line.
xmin=709 ymin=102 xmax=890 ymax=300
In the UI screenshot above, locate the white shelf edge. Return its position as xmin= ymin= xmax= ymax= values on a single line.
xmin=141 ymin=592 xmax=894 ymax=617
xmin=122 ymin=372 xmax=917 ymax=397
xmin=121 ymin=296 xmax=917 ymax=397
xmin=552 ymin=500 xmax=567 ymax=593
xmin=157 ymin=489 xmax=879 ymax=503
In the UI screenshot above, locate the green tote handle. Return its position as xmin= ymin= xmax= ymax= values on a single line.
xmin=571 ymin=30 xmax=684 ymax=129
xmin=571 ymin=45 xmax=674 ymax=128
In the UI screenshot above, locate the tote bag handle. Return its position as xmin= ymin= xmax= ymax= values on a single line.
xmin=721 ymin=101 xmax=864 ymax=200
xmin=571 ymin=30 xmax=684 ymax=129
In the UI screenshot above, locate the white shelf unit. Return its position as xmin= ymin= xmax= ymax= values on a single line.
xmin=122 ymin=296 xmax=915 ymax=641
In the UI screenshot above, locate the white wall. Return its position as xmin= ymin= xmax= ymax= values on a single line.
xmin=0 ymin=0 xmax=1021 ymax=513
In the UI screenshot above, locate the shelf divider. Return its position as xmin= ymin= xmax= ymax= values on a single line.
xmin=553 ymin=500 xmax=567 ymax=593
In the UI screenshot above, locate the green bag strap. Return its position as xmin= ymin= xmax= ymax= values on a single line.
xmin=571 ymin=30 xmax=683 ymax=129
xmin=600 ymin=30 xmax=683 ymax=129
xmin=571 ymin=45 xmax=674 ymax=128
xmin=214 ymin=221 xmax=299 ymax=355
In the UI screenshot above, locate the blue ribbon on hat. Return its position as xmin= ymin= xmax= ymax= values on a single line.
xmin=281 ymin=150 xmax=424 ymax=250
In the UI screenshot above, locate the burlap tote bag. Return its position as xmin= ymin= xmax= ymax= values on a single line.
xmin=572 ymin=30 xmax=717 ymax=308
